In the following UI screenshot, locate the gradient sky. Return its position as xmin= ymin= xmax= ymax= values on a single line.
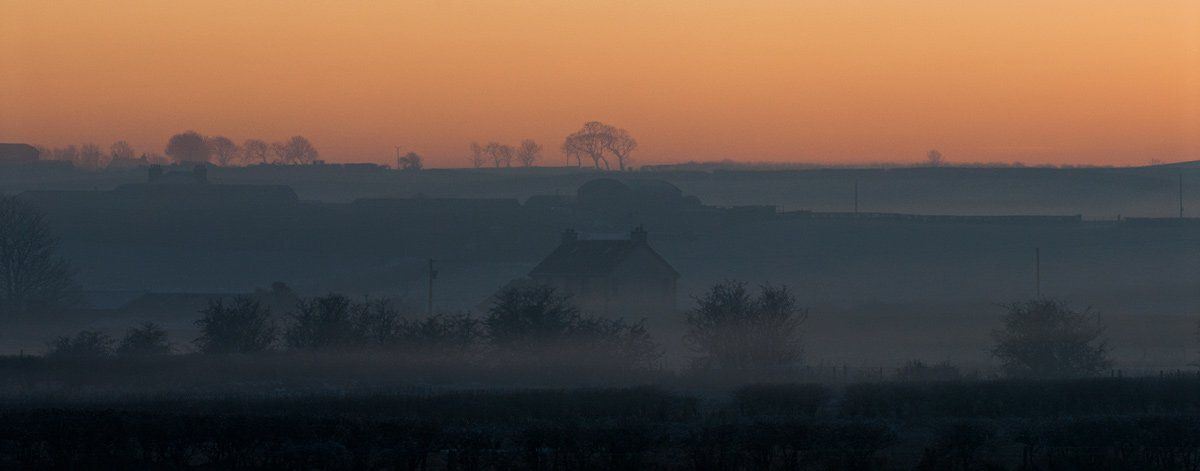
xmin=2 ymin=1 xmax=1198 ymax=167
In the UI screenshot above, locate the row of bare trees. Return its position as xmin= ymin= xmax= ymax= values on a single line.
xmin=562 ymin=121 xmax=638 ymax=170
xmin=466 ymin=121 xmax=638 ymax=171
xmin=468 ymin=139 xmax=542 ymax=169
xmin=36 ymin=141 xmax=168 ymax=169
xmin=36 ymin=133 xmax=320 ymax=169
xmin=165 ymin=131 xmax=319 ymax=166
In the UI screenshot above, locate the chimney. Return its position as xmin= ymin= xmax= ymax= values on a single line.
xmin=192 ymin=164 xmax=208 ymax=183
xmin=630 ymin=225 xmax=648 ymax=244
xmin=561 ymin=228 xmax=578 ymax=244
xmin=148 ymin=165 xmax=163 ymax=183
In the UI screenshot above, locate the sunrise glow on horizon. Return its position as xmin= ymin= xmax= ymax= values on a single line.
xmin=2 ymin=1 xmax=1198 ymax=167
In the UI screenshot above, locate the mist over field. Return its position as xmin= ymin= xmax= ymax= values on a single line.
xmin=3 ymin=0 xmax=1199 ymax=466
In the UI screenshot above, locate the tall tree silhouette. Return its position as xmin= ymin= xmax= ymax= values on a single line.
xmin=207 ymin=135 xmax=239 ymax=166
xmin=165 ymin=131 xmax=211 ymax=163
xmin=0 ymin=195 xmax=79 ymax=315
xmin=241 ymin=138 xmax=269 ymax=164
xmin=517 ymin=139 xmax=542 ymax=167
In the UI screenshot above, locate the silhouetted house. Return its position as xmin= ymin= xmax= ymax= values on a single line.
xmin=529 ymin=227 xmax=679 ymax=315
xmin=0 ymin=143 xmax=39 ymax=165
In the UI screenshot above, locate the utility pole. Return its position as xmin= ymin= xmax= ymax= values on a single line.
xmin=427 ymin=258 xmax=437 ymax=316
xmin=1035 ymin=248 xmax=1041 ymax=298
xmin=1179 ymin=173 xmax=1184 ymax=218
xmin=395 ymin=146 xmax=402 ymax=169
xmin=853 ymin=180 xmax=859 ymax=214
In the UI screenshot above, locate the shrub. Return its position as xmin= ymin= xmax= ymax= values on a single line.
xmin=194 ymin=297 xmax=277 ymax=354
xmin=484 ymin=285 xmax=661 ymax=367
xmin=398 ymin=311 xmax=483 ymax=353
xmin=685 ymin=281 xmax=806 ymax=371
xmin=116 ymin=322 xmax=171 ymax=356
xmin=47 ymin=330 xmax=113 ymax=359
xmin=355 ymin=299 xmax=404 ymax=346
xmin=285 ymin=294 xmax=360 ymax=350
xmin=992 ymin=299 xmax=1111 ymax=379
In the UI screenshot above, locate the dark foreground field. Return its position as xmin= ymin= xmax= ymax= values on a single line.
xmin=4 ymin=373 xmax=1200 ymax=469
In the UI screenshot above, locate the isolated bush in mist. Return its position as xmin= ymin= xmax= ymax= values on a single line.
xmin=116 ymin=322 xmax=171 ymax=356
xmin=0 ymin=195 xmax=80 ymax=316
xmin=484 ymin=285 xmax=661 ymax=367
xmin=194 ymin=297 xmax=277 ymax=354
xmin=398 ymin=311 xmax=483 ymax=353
xmin=285 ymin=294 xmax=360 ymax=350
xmin=685 ymin=281 xmax=807 ymax=371
xmin=354 ymin=298 xmax=404 ymax=346
xmin=992 ymin=299 xmax=1111 ymax=379
xmin=47 ymin=330 xmax=113 ymax=359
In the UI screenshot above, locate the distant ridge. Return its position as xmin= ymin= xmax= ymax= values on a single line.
xmin=1138 ymin=160 xmax=1200 ymax=169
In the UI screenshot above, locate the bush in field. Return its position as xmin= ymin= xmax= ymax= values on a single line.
xmin=685 ymin=281 xmax=807 ymax=371
xmin=116 ymin=322 xmax=171 ymax=356
xmin=398 ymin=311 xmax=483 ymax=353
xmin=894 ymin=360 xmax=963 ymax=382
xmin=992 ymin=299 xmax=1111 ymax=379
xmin=484 ymin=285 xmax=661 ymax=367
xmin=285 ymin=294 xmax=361 ymax=350
xmin=47 ymin=330 xmax=113 ymax=358
xmin=194 ymin=297 xmax=277 ymax=354
xmin=354 ymin=298 xmax=405 ymax=346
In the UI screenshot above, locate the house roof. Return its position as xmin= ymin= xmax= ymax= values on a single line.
xmin=0 ymin=143 xmax=39 ymax=162
xmin=529 ymin=238 xmax=679 ymax=278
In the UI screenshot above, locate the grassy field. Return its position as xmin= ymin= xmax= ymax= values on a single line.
xmin=3 ymin=376 xmax=1200 ymax=469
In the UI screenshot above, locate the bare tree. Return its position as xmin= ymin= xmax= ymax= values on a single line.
xmin=165 ymin=131 xmax=211 ymax=163
xmin=109 ymin=141 xmax=136 ymax=161
xmin=282 ymin=135 xmax=319 ymax=165
xmin=562 ymin=121 xmax=614 ymax=169
xmin=604 ymin=127 xmax=637 ymax=171
xmin=0 ymin=195 xmax=79 ymax=315
xmin=398 ymin=151 xmax=423 ymax=171
xmin=241 ymin=139 xmax=269 ymax=165
xmin=270 ymin=141 xmax=289 ymax=164
xmin=685 ymin=281 xmax=807 ymax=370
xmin=469 ymin=142 xmax=486 ymax=169
xmin=484 ymin=142 xmax=514 ymax=168
xmin=516 ymin=139 xmax=541 ymax=167
xmin=992 ymin=299 xmax=1111 ymax=378
xmin=206 ymin=135 xmax=239 ymax=167
xmin=194 ymin=297 xmax=277 ymax=354
xmin=117 ymin=322 xmax=172 ymax=356
xmin=78 ymin=144 xmax=105 ymax=169
xmin=927 ymin=149 xmax=944 ymax=167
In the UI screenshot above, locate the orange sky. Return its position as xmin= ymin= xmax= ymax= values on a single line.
xmin=2 ymin=1 xmax=1198 ymax=167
